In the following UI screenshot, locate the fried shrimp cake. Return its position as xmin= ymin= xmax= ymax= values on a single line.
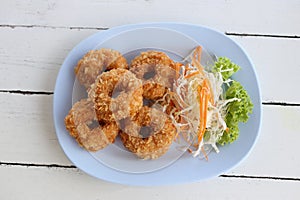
xmin=130 ymin=51 xmax=177 ymax=100
xmin=88 ymin=68 xmax=143 ymax=122
xmin=120 ymin=106 xmax=177 ymax=159
xmin=64 ymin=99 xmax=119 ymax=151
xmin=75 ymin=48 xmax=128 ymax=89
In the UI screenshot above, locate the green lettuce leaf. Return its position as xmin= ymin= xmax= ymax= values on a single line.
xmin=218 ymin=81 xmax=253 ymax=145
xmin=212 ymin=57 xmax=240 ymax=80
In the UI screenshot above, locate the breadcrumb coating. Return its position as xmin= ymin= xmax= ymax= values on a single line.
xmin=88 ymin=68 xmax=143 ymax=122
xmin=120 ymin=107 xmax=177 ymax=159
xmin=130 ymin=51 xmax=176 ymax=100
xmin=74 ymin=49 xmax=128 ymax=89
xmin=64 ymin=99 xmax=119 ymax=151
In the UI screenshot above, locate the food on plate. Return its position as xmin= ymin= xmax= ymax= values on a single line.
xmin=74 ymin=49 xmax=128 ymax=89
xmin=130 ymin=51 xmax=177 ymax=70
xmin=88 ymin=68 xmax=143 ymax=122
xmin=120 ymin=106 xmax=177 ymax=159
xmin=65 ymin=46 xmax=253 ymax=160
xmin=64 ymin=99 xmax=119 ymax=151
xmin=130 ymin=51 xmax=177 ymax=100
xmin=165 ymin=47 xmax=253 ymax=158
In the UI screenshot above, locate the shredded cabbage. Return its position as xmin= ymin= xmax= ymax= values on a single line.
xmin=156 ymin=50 xmax=253 ymax=159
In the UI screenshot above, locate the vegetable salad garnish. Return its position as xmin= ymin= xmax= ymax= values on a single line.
xmin=158 ymin=46 xmax=253 ymax=159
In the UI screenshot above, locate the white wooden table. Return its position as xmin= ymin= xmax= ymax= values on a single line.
xmin=1 ymin=0 xmax=300 ymax=199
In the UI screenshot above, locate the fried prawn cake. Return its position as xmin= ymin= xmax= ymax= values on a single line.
xmin=120 ymin=106 xmax=177 ymax=159
xmin=75 ymin=48 xmax=128 ymax=89
xmin=88 ymin=68 xmax=143 ymax=122
xmin=130 ymin=51 xmax=178 ymax=100
xmin=64 ymin=99 xmax=119 ymax=151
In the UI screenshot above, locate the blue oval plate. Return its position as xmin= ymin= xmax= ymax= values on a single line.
xmin=53 ymin=23 xmax=262 ymax=186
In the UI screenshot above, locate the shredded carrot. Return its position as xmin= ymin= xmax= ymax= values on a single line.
xmin=175 ymin=63 xmax=181 ymax=80
xmin=192 ymin=46 xmax=204 ymax=73
xmin=197 ymin=79 xmax=211 ymax=146
xmin=225 ymin=127 xmax=230 ymax=133
xmin=205 ymin=79 xmax=215 ymax=105
xmin=193 ymin=46 xmax=202 ymax=63
xmin=197 ymin=85 xmax=204 ymax=144
xmin=201 ymin=146 xmax=208 ymax=161
xmin=202 ymin=80 xmax=210 ymax=130
xmin=184 ymin=71 xmax=200 ymax=79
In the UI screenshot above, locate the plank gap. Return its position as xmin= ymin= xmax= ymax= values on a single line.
xmin=0 ymin=24 xmax=108 ymax=30
xmin=226 ymin=32 xmax=300 ymax=39
xmin=0 ymin=90 xmax=53 ymax=95
xmin=262 ymin=102 xmax=300 ymax=107
xmin=220 ymin=174 xmax=300 ymax=182
xmin=0 ymin=161 xmax=75 ymax=169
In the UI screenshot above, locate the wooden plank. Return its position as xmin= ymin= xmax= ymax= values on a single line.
xmin=230 ymin=105 xmax=300 ymax=178
xmin=1 ymin=28 xmax=300 ymax=102
xmin=0 ymin=166 xmax=299 ymax=199
xmin=0 ymin=93 xmax=300 ymax=178
xmin=0 ymin=28 xmax=96 ymax=92
xmin=232 ymin=36 xmax=300 ymax=103
xmin=0 ymin=93 xmax=70 ymax=165
xmin=0 ymin=0 xmax=300 ymax=35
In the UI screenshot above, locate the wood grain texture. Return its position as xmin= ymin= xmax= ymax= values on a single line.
xmin=0 ymin=165 xmax=299 ymax=200
xmin=0 ymin=94 xmax=70 ymax=165
xmin=0 ymin=28 xmax=300 ymax=103
xmin=231 ymin=105 xmax=300 ymax=178
xmin=231 ymin=36 xmax=300 ymax=103
xmin=1 ymin=0 xmax=300 ymax=35
xmin=0 ymin=93 xmax=299 ymax=178
xmin=0 ymin=28 xmax=95 ymax=92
